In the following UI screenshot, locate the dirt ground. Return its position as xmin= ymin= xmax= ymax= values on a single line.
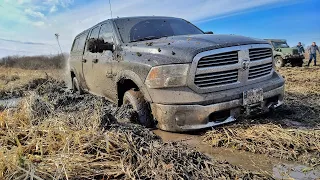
xmin=0 ymin=66 xmax=319 ymax=179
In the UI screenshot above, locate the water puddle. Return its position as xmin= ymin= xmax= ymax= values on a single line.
xmin=153 ymin=130 xmax=320 ymax=179
xmin=0 ymin=98 xmax=22 ymax=109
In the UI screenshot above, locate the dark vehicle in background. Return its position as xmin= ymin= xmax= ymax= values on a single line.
xmin=265 ymin=39 xmax=304 ymax=67
xmin=69 ymin=16 xmax=285 ymax=132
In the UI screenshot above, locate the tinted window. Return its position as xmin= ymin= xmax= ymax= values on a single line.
xmin=77 ymin=34 xmax=87 ymax=52
xmin=71 ymin=38 xmax=79 ymax=52
xmin=90 ymin=26 xmax=100 ymax=39
xmin=99 ymin=22 xmax=114 ymax=43
xmin=114 ymin=18 xmax=203 ymax=43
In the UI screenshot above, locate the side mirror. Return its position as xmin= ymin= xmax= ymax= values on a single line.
xmin=204 ymin=31 xmax=214 ymax=34
xmin=87 ymin=38 xmax=114 ymax=53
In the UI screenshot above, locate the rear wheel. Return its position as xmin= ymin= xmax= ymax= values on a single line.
xmin=275 ymin=56 xmax=285 ymax=68
xmin=123 ymin=89 xmax=153 ymax=127
xmin=72 ymin=76 xmax=83 ymax=94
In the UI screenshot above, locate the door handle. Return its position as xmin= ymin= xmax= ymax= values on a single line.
xmin=82 ymin=59 xmax=87 ymax=63
xmin=92 ymin=59 xmax=98 ymax=63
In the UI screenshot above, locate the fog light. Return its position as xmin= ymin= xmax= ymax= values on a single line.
xmin=175 ymin=113 xmax=186 ymax=126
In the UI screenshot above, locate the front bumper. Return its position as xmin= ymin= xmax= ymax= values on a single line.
xmin=286 ymin=54 xmax=304 ymax=59
xmin=151 ymin=85 xmax=284 ymax=132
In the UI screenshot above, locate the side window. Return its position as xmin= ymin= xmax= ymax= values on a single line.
xmin=90 ymin=26 xmax=100 ymax=39
xmin=99 ymin=22 xmax=114 ymax=43
xmin=71 ymin=38 xmax=79 ymax=52
xmin=77 ymin=33 xmax=88 ymax=53
xmin=85 ymin=26 xmax=100 ymax=52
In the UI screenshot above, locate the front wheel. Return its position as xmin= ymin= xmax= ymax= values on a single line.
xmin=123 ymin=89 xmax=154 ymax=127
xmin=275 ymin=56 xmax=285 ymax=68
xmin=72 ymin=76 xmax=83 ymax=94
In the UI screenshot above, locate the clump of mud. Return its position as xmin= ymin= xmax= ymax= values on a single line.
xmin=0 ymin=77 xmax=272 ymax=179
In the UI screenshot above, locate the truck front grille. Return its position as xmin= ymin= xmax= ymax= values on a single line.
xmin=191 ymin=44 xmax=273 ymax=93
xmin=249 ymin=62 xmax=273 ymax=79
xmin=197 ymin=51 xmax=238 ymax=68
xmin=249 ymin=48 xmax=272 ymax=61
xmin=194 ymin=69 xmax=238 ymax=87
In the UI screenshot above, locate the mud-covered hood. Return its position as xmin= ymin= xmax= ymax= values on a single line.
xmin=276 ymin=48 xmax=299 ymax=55
xmin=122 ymin=34 xmax=269 ymax=66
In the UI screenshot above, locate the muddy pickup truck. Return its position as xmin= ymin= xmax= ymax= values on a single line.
xmin=265 ymin=39 xmax=304 ymax=67
xmin=69 ymin=16 xmax=285 ymax=132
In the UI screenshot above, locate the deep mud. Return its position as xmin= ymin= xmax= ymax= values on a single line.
xmin=0 ymin=77 xmax=272 ymax=179
xmin=1 ymin=66 xmax=320 ymax=179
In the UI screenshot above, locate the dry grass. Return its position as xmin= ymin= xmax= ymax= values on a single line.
xmin=0 ymin=68 xmax=65 ymax=91
xmin=0 ymin=54 xmax=66 ymax=70
xmin=203 ymin=124 xmax=320 ymax=167
xmin=204 ymin=67 xmax=320 ymax=166
xmin=0 ymin=73 xmax=271 ymax=179
xmin=0 ymin=97 xmax=271 ymax=179
xmin=0 ymin=68 xmax=67 ymax=100
xmin=278 ymin=66 xmax=320 ymax=96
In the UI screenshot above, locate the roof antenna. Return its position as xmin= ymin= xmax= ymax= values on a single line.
xmin=109 ymin=0 xmax=113 ymax=19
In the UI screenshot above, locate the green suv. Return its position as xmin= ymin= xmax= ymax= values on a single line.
xmin=265 ymin=39 xmax=304 ymax=67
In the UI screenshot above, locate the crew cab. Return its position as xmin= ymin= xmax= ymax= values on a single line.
xmin=69 ymin=16 xmax=285 ymax=132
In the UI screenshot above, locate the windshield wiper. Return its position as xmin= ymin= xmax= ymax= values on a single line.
xmin=131 ymin=36 xmax=167 ymax=42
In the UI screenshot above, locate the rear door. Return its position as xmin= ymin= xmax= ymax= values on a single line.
xmin=82 ymin=25 xmax=101 ymax=92
xmin=70 ymin=32 xmax=89 ymax=89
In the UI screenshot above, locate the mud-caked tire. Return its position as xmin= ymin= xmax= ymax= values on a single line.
xmin=72 ymin=77 xmax=83 ymax=95
xmin=123 ymin=89 xmax=154 ymax=127
xmin=275 ymin=56 xmax=285 ymax=68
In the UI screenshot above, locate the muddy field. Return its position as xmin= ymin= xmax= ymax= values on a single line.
xmin=0 ymin=66 xmax=319 ymax=179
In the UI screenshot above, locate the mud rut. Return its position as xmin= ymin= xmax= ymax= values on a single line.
xmin=0 ymin=77 xmax=274 ymax=179
xmin=0 ymin=74 xmax=319 ymax=179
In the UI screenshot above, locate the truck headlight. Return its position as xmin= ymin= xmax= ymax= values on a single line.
xmin=145 ymin=64 xmax=190 ymax=88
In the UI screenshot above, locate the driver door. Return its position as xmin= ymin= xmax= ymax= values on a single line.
xmin=94 ymin=22 xmax=117 ymax=101
xmin=82 ymin=25 xmax=101 ymax=93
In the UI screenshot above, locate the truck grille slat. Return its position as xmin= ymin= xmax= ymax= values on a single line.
xmin=249 ymin=62 xmax=273 ymax=79
xmin=195 ymin=71 xmax=238 ymax=79
xmin=198 ymin=59 xmax=239 ymax=67
xmin=250 ymin=63 xmax=273 ymax=71
xmin=197 ymin=78 xmax=238 ymax=87
xmin=249 ymin=48 xmax=272 ymax=61
xmin=195 ymin=70 xmax=238 ymax=87
xmin=198 ymin=51 xmax=239 ymax=67
xmin=195 ymin=74 xmax=238 ymax=83
xmin=201 ymin=52 xmax=238 ymax=59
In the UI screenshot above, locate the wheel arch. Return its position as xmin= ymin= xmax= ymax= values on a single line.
xmin=115 ymin=70 xmax=153 ymax=106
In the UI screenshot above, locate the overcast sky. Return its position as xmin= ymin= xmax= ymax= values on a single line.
xmin=0 ymin=0 xmax=319 ymax=58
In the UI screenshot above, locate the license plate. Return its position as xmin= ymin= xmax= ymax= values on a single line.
xmin=243 ymin=88 xmax=263 ymax=106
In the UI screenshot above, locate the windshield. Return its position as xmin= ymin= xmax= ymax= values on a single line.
xmin=272 ymin=42 xmax=289 ymax=48
xmin=114 ymin=17 xmax=204 ymax=43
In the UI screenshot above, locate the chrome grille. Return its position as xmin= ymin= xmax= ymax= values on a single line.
xmin=190 ymin=44 xmax=274 ymax=93
xmin=249 ymin=62 xmax=273 ymax=79
xmin=197 ymin=51 xmax=238 ymax=68
xmin=195 ymin=69 xmax=238 ymax=87
xmin=249 ymin=48 xmax=272 ymax=61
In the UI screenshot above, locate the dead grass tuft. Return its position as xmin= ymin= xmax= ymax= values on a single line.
xmin=203 ymin=124 xmax=320 ymax=167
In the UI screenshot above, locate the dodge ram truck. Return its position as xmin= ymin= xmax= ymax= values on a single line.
xmin=69 ymin=16 xmax=285 ymax=132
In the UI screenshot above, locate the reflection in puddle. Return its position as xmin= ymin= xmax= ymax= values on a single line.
xmin=153 ymin=130 xmax=320 ymax=179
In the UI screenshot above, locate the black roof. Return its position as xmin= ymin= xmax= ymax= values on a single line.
xmin=75 ymin=16 xmax=181 ymax=38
